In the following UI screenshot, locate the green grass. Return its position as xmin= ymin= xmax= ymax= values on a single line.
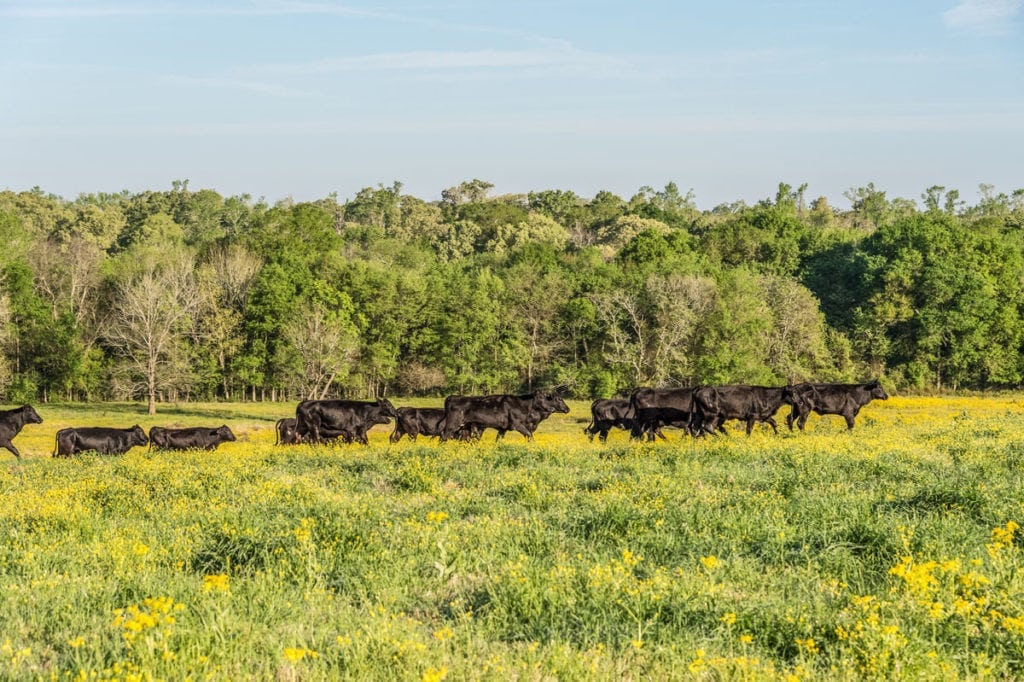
xmin=2 ymin=397 xmax=1024 ymax=679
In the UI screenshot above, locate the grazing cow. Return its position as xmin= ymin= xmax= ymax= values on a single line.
xmin=149 ymin=425 xmax=236 ymax=451
xmin=628 ymin=387 xmax=701 ymax=440
xmin=0 ymin=405 xmax=43 ymax=460
xmin=440 ymin=392 xmax=569 ymax=442
xmin=275 ymin=418 xmax=300 ymax=445
xmin=584 ymin=399 xmax=634 ymax=443
xmin=694 ymin=385 xmax=803 ymax=436
xmin=54 ymin=425 xmax=148 ymax=457
xmin=786 ymin=380 xmax=889 ymax=431
xmin=295 ymin=399 xmax=398 ymax=445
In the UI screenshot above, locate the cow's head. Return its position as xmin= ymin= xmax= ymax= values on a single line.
xmin=867 ymin=379 xmax=889 ymax=400
xmin=535 ymin=392 xmax=569 ymax=414
xmin=218 ymin=425 xmax=237 ymax=442
xmin=375 ymin=398 xmax=399 ymax=419
xmin=21 ymin=405 xmax=43 ymax=424
xmin=781 ymin=385 xmax=807 ymax=409
xmin=132 ymin=425 xmax=148 ymax=446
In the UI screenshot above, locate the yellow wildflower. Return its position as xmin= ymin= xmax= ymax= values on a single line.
xmin=422 ymin=667 xmax=448 ymax=682
xmin=203 ymin=574 xmax=230 ymax=593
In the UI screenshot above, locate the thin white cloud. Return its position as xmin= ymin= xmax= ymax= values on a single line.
xmin=0 ymin=1 xmax=376 ymax=19
xmin=0 ymin=1 xmax=577 ymax=53
xmin=254 ymin=47 xmax=612 ymax=76
xmin=943 ymin=0 xmax=1024 ymax=34
xmin=163 ymin=75 xmax=323 ymax=99
xmin=4 ymin=109 xmax=1024 ymax=138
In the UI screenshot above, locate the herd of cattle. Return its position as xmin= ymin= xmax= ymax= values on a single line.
xmin=0 ymin=380 xmax=888 ymax=459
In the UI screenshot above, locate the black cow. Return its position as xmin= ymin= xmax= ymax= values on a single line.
xmin=390 ymin=407 xmax=445 ymax=443
xmin=786 ymin=380 xmax=889 ymax=431
xmin=54 ymin=425 xmax=148 ymax=457
xmin=389 ymin=408 xmax=484 ymax=443
xmin=149 ymin=425 xmax=236 ymax=451
xmin=694 ymin=385 xmax=803 ymax=436
xmin=440 ymin=392 xmax=569 ymax=442
xmin=0 ymin=405 xmax=43 ymax=460
xmin=628 ymin=387 xmax=701 ymax=440
xmin=637 ymin=406 xmax=703 ymax=440
xmin=275 ymin=418 xmax=300 ymax=445
xmin=295 ymin=399 xmax=398 ymax=445
xmin=495 ymin=401 xmax=567 ymax=441
xmin=584 ymin=399 xmax=634 ymax=443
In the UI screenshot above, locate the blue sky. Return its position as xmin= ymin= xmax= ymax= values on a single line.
xmin=2 ymin=0 xmax=1022 ymax=208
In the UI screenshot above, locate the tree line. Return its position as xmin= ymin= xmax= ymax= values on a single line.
xmin=1 ymin=179 xmax=1022 ymax=412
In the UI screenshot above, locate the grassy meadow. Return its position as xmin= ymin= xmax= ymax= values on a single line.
xmin=2 ymin=396 xmax=1024 ymax=680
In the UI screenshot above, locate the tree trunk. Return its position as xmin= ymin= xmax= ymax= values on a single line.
xmin=148 ymin=359 xmax=157 ymax=414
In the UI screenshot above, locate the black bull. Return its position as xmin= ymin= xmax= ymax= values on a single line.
xmin=0 ymin=404 xmax=43 ymax=460
xmin=440 ymin=392 xmax=569 ymax=442
xmin=295 ymin=399 xmax=399 ymax=445
xmin=786 ymin=380 xmax=889 ymax=431
xmin=54 ymin=425 xmax=148 ymax=457
xmin=149 ymin=425 xmax=236 ymax=451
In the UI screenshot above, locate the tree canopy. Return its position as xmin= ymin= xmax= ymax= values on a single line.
xmin=1 ymin=179 xmax=1021 ymax=405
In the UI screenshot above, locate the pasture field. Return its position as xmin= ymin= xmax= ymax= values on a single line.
xmin=2 ymin=396 xmax=1024 ymax=680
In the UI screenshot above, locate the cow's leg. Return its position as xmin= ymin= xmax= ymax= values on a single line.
xmin=308 ymin=415 xmax=322 ymax=444
xmin=844 ymin=411 xmax=857 ymax=430
xmin=439 ymin=414 xmax=460 ymax=442
xmin=765 ymin=417 xmax=779 ymax=434
xmin=1 ymin=441 xmax=21 ymax=459
xmin=785 ymin=409 xmax=796 ymax=431
xmin=745 ymin=419 xmax=755 ymax=436
xmin=797 ymin=410 xmax=809 ymax=431
xmin=599 ymin=427 xmax=609 ymax=443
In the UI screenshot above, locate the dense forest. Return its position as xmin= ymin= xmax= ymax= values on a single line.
xmin=1 ymin=179 xmax=1022 ymax=411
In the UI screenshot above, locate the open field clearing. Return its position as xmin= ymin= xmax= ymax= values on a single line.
xmin=3 ymin=396 xmax=1024 ymax=679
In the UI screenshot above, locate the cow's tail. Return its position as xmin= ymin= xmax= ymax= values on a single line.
xmin=584 ymin=402 xmax=597 ymax=438
xmin=627 ymin=390 xmax=645 ymax=440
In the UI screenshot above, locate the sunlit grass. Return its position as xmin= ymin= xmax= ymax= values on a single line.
xmin=2 ymin=395 xmax=1024 ymax=679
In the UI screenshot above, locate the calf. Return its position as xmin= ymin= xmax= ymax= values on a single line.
xmin=390 ymin=407 xmax=446 ymax=443
xmin=786 ymin=380 xmax=889 ymax=431
xmin=54 ymin=425 xmax=148 ymax=457
xmin=628 ymin=387 xmax=700 ymax=440
xmin=0 ymin=405 xmax=43 ymax=460
xmin=584 ymin=399 xmax=634 ymax=443
xmin=275 ymin=418 xmax=300 ymax=445
xmin=149 ymin=425 xmax=236 ymax=451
